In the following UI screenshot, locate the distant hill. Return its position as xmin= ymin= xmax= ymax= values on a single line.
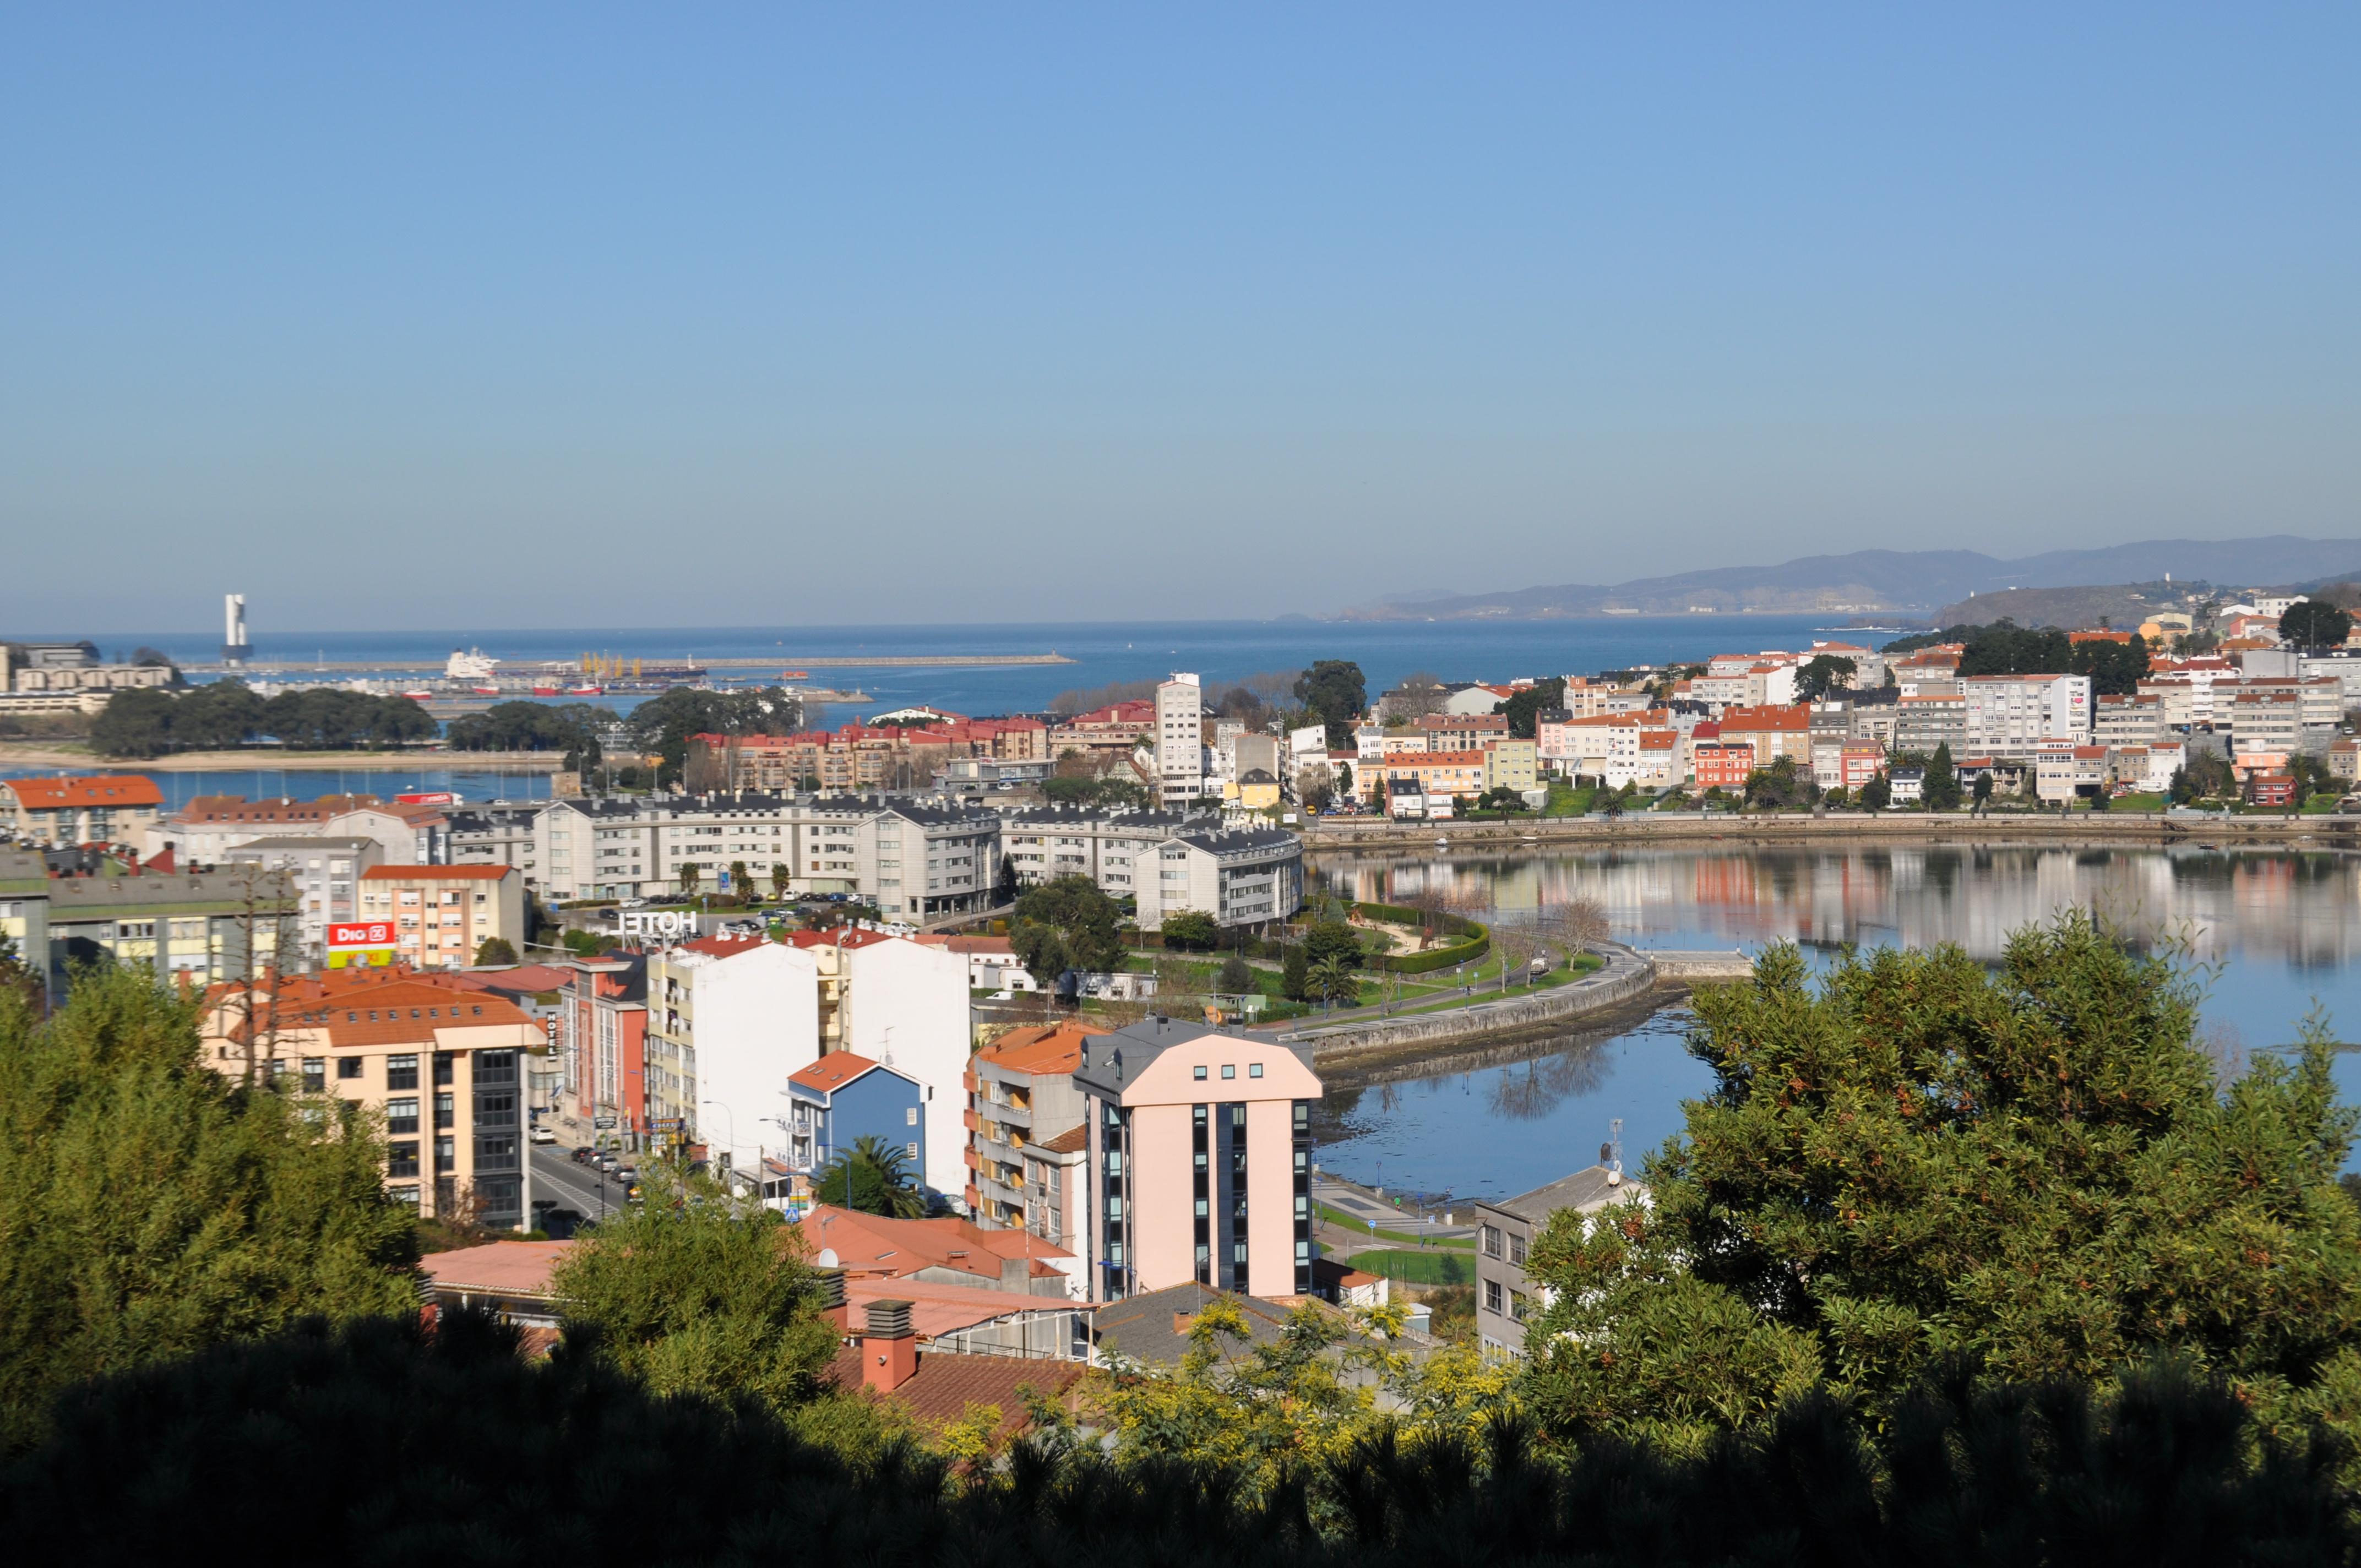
xmin=1345 ymin=537 xmax=2361 ymax=620
xmin=1925 ymin=582 xmax=2201 ymax=630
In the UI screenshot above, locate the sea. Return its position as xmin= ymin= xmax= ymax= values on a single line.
xmin=71 ymin=614 xmax=1873 ymax=725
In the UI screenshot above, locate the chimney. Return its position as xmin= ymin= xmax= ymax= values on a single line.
xmin=1173 ymin=1312 xmax=1195 ymax=1336
xmin=862 ymin=1298 xmax=917 ymax=1393
xmin=813 ymin=1269 xmax=846 ymax=1310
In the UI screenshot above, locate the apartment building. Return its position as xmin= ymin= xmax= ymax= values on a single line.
xmin=2095 ymin=693 xmax=2167 ymax=747
xmin=1130 ymin=826 xmax=1304 ymax=933
xmin=1072 ymin=1017 xmax=1320 ymax=1302
xmin=1811 ymin=741 xmax=1887 ymax=792
xmin=558 ymin=956 xmax=650 ymax=1150
xmin=1716 ymin=704 xmax=1813 ymax=766
xmin=2220 ymin=689 xmax=2308 ymax=756
xmin=2034 ymin=743 xmax=2113 ymax=804
xmin=1892 ymin=694 xmax=1967 ymax=755
xmin=198 ymin=971 xmax=535 ymax=1228
xmin=1 ymin=774 xmax=164 ymax=847
xmin=1155 ymin=673 xmax=1208 ymax=807
xmin=1485 ymin=737 xmax=1540 ymax=793
xmin=34 ymin=864 xmax=298 ymax=1003
xmin=1475 ymin=1167 xmax=1647 ymax=1354
xmin=1414 ymin=713 xmax=1510 ymax=752
xmin=1364 ymin=748 xmax=1487 ymax=806
xmin=1961 ymin=674 xmax=2092 ymax=761
xmin=645 ymin=935 xmax=823 ymax=1174
xmin=1692 ymin=738 xmax=1755 ymax=791
xmin=224 ymin=835 xmax=380 ymax=967
xmin=355 ymin=865 xmax=524 ymax=971
xmin=966 ymin=1020 xmax=1104 ymax=1230
xmin=2109 ymin=742 xmax=2186 ymax=793
xmin=998 ymin=806 xmax=1211 ymax=897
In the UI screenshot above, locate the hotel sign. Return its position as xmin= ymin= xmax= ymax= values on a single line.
xmin=611 ymin=910 xmax=698 ymax=940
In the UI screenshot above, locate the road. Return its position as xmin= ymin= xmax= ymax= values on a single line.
xmin=529 ymin=1142 xmax=630 ymax=1230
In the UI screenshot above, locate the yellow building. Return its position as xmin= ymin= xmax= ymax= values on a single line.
xmin=1233 ymin=768 xmax=1282 ymax=810
xmin=1483 ymin=739 xmax=1539 ymax=794
xmin=357 ymin=864 xmax=526 ymax=969
xmin=199 ymin=970 xmax=539 ymax=1226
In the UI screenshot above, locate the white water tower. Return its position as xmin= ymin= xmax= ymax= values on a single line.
xmin=222 ymin=594 xmax=249 ymax=666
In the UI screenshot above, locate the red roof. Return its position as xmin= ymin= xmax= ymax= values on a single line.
xmin=788 ymin=1052 xmax=883 ymax=1092
xmin=6 ymin=774 xmax=164 ymax=809
xmin=820 ymin=1343 xmax=1083 ymax=1435
xmin=360 ymin=864 xmax=514 ymax=881
xmin=977 ymin=1020 xmax=1106 ymax=1076
xmin=676 ymin=933 xmax=773 ymax=958
xmin=797 ymin=1206 xmax=1072 ymax=1288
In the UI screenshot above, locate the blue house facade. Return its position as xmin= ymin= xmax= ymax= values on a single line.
xmin=785 ymin=1050 xmax=927 ymax=1186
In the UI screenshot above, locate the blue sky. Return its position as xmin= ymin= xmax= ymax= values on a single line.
xmin=3 ymin=4 xmax=2355 ymax=630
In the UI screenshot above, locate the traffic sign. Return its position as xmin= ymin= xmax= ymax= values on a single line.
xmin=594 ymin=1116 xmax=617 ymax=1129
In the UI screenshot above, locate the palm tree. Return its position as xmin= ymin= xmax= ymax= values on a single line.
xmin=816 ymin=1134 xmax=927 ymax=1218
xmin=770 ymin=863 xmax=790 ymax=901
xmin=1310 ymin=956 xmax=1357 ymax=1012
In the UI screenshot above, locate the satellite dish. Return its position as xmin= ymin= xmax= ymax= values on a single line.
xmin=816 ymin=1248 xmax=839 ymax=1268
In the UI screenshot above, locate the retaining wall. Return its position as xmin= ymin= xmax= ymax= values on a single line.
xmin=1277 ymin=941 xmax=1661 ymax=1064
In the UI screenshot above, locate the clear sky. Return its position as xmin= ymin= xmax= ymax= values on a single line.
xmin=3 ymin=4 xmax=2355 ymax=631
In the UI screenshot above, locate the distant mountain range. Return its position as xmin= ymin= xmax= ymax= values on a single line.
xmin=1341 ymin=537 xmax=2361 ymax=620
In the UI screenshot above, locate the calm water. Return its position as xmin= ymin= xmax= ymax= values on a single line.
xmin=1309 ymin=845 xmax=2361 ymax=1199
xmin=4 ymin=766 xmax=557 ymax=810
xmin=77 ymin=614 xmax=1859 ymax=719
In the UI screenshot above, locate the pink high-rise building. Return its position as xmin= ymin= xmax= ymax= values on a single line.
xmin=1071 ymin=1017 xmax=1320 ymax=1302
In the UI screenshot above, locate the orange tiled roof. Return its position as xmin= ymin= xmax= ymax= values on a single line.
xmin=977 ymin=1020 xmax=1107 ymax=1076
xmin=788 ymin=1052 xmax=883 ymax=1092
xmin=6 ymin=774 xmax=164 ymax=809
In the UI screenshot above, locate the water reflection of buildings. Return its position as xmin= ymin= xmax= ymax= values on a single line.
xmin=1325 ymin=847 xmax=2361 ymax=968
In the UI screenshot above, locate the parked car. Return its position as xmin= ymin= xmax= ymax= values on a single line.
xmin=529 ymin=1125 xmax=556 ymax=1145
xmin=594 ymin=1153 xmax=618 ymax=1173
xmin=570 ymin=1145 xmax=596 ymax=1164
xmin=620 ymin=897 xmax=650 ymax=910
xmin=614 ymin=1165 xmax=638 ymax=1185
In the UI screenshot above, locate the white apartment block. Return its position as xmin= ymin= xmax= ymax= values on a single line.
xmin=998 ymin=806 xmax=1215 ymax=897
xmin=451 ymin=793 xmax=998 ymax=914
xmin=648 ymin=939 xmax=824 ymax=1177
xmin=1962 ymin=674 xmax=2092 ymax=760
xmin=1130 ymin=826 xmax=1303 ymax=933
xmin=1155 ymin=673 xmax=1207 ymax=807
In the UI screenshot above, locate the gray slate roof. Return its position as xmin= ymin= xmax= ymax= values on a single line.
xmin=1484 ymin=1165 xmax=1647 ymax=1224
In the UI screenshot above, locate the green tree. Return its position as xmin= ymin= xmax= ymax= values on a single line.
xmin=1922 ymin=742 xmax=1961 ymax=811
xmin=0 ymin=966 xmax=420 ymax=1449
xmin=678 ymin=862 xmax=701 ymax=896
xmin=1522 ymin=918 xmax=2361 ymax=1449
xmin=727 ymin=860 xmax=750 ymax=895
xmin=631 ymin=686 xmax=806 ymax=786
xmin=1160 ymin=910 xmax=1220 ymax=951
xmin=2069 ymin=633 xmax=2151 ymax=697
xmin=551 ymin=1166 xmax=837 ymax=1409
xmin=770 ymin=863 xmax=791 ymax=900
xmin=1215 ymin=952 xmax=1255 ymax=994
xmin=1742 ymin=755 xmax=1817 ymax=810
xmin=1294 ymin=661 xmax=1368 ymax=748
xmin=1011 ymin=875 xmax=1127 ymax=977
xmin=1858 ymin=770 xmax=1892 ymax=810
xmin=1281 ymin=945 xmax=1312 ymax=1003
xmin=2281 ymin=600 xmax=2353 ymax=649
xmin=813 ymin=1134 xmax=927 ymax=1219
xmin=1794 ymin=654 xmax=1857 ymax=700
xmin=1303 ymin=919 xmax=1366 ymax=972
xmin=472 ymin=935 xmax=519 ymax=966
xmin=1492 ymin=677 xmax=1569 ymax=741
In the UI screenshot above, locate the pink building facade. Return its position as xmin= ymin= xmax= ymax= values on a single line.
xmin=1072 ymin=1018 xmax=1320 ymax=1302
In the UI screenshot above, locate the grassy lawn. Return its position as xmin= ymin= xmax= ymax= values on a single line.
xmin=2109 ymin=792 xmax=2168 ymax=812
xmin=1342 ymin=1248 xmax=1477 ymax=1285
xmin=1316 ymin=1204 xmax=1477 ymax=1248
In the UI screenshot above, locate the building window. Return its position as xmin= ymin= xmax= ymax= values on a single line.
xmin=1220 ymin=1064 xmax=1236 ymax=1080
xmin=435 ymin=1093 xmax=455 ymax=1129
xmin=1509 ymin=1233 xmax=1526 ymax=1266
xmin=385 ymin=1054 xmax=420 ymax=1090
xmin=337 ymin=1057 xmax=363 ymax=1080
xmin=433 ymin=1052 xmax=455 ymax=1087
xmin=388 ymin=1142 xmax=420 ymax=1178
xmin=388 ymin=1184 xmax=421 ymax=1210
xmin=1484 ymin=1279 xmax=1504 ymax=1314
xmin=301 ymin=1058 xmax=325 ymax=1094
xmin=1482 ymin=1224 xmax=1503 ymax=1259
xmin=436 ymin=1136 xmax=456 ymax=1174
xmin=385 ymin=1098 xmax=420 ymax=1135
xmin=1192 ymin=1065 xmax=1207 ymax=1081
xmin=1510 ymin=1289 xmax=1530 ymax=1322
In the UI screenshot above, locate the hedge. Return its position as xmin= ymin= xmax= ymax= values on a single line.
xmin=1352 ymin=901 xmax=1489 ymax=975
